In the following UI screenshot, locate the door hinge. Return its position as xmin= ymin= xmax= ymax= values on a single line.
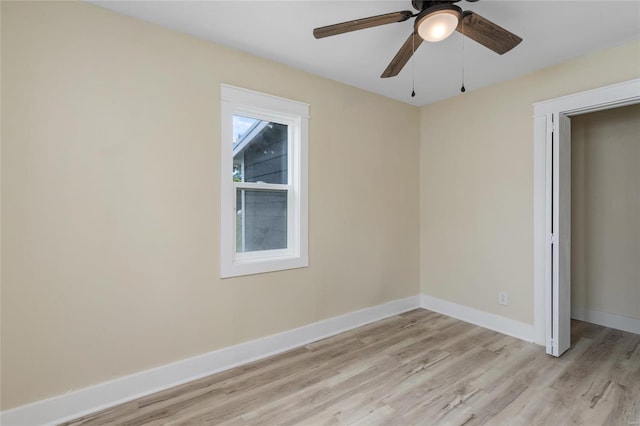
xmin=549 ymin=233 xmax=558 ymax=244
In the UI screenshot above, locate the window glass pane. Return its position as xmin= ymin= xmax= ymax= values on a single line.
xmin=232 ymin=115 xmax=288 ymax=184
xmin=236 ymin=189 xmax=287 ymax=253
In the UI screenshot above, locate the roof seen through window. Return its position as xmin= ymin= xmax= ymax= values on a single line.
xmin=233 ymin=115 xmax=259 ymax=146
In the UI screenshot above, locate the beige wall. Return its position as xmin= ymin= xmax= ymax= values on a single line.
xmin=571 ymin=104 xmax=640 ymax=320
xmin=0 ymin=2 xmax=420 ymax=409
xmin=420 ymin=40 xmax=640 ymax=324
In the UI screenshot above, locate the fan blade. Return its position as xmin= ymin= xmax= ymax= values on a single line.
xmin=457 ymin=12 xmax=522 ymax=54
xmin=313 ymin=11 xmax=413 ymax=39
xmin=381 ymin=32 xmax=423 ymax=78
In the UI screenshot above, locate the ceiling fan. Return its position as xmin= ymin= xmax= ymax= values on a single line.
xmin=313 ymin=0 xmax=522 ymax=78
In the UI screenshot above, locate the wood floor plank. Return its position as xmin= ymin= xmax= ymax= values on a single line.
xmin=60 ymin=311 xmax=640 ymax=426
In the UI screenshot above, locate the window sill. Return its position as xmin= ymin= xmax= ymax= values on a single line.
xmin=221 ymin=254 xmax=309 ymax=278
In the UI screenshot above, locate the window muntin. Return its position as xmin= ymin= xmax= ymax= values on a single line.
xmin=221 ymin=85 xmax=309 ymax=278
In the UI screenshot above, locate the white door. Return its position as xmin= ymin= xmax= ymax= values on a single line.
xmin=547 ymin=112 xmax=572 ymax=356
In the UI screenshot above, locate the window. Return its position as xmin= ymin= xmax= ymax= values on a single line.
xmin=220 ymin=85 xmax=309 ymax=278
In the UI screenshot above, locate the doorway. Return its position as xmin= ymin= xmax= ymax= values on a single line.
xmin=570 ymin=105 xmax=640 ymax=334
xmin=532 ymin=78 xmax=640 ymax=357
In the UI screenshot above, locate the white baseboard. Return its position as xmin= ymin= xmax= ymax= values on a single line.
xmin=420 ymin=294 xmax=535 ymax=343
xmin=572 ymin=305 xmax=640 ymax=335
xmin=0 ymin=296 xmax=421 ymax=426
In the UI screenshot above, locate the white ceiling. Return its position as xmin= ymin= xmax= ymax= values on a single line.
xmin=92 ymin=0 xmax=640 ymax=106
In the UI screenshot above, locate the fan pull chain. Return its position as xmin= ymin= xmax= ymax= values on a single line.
xmin=411 ymin=31 xmax=416 ymax=98
xmin=461 ymin=17 xmax=466 ymax=93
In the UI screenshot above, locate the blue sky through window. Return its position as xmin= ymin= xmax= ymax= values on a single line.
xmin=233 ymin=115 xmax=259 ymax=144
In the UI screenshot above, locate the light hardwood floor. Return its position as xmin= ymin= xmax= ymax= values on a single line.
xmin=61 ymin=309 xmax=640 ymax=425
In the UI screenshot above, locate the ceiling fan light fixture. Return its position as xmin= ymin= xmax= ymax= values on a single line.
xmin=415 ymin=4 xmax=462 ymax=42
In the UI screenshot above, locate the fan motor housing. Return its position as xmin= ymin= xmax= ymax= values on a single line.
xmin=412 ymin=0 xmax=461 ymax=12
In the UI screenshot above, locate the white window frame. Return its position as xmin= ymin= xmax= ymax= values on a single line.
xmin=220 ymin=84 xmax=309 ymax=278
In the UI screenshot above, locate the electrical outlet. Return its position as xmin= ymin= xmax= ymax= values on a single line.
xmin=498 ymin=292 xmax=508 ymax=306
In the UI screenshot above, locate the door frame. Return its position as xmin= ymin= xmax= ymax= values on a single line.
xmin=532 ymin=78 xmax=640 ymax=353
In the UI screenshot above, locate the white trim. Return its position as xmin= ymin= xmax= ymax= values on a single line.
xmin=0 ymin=296 xmax=420 ymax=426
xmin=533 ymin=79 xmax=640 ymax=116
xmin=420 ymin=294 xmax=535 ymax=343
xmin=532 ymin=78 xmax=640 ymax=351
xmin=220 ymin=84 xmax=310 ymax=118
xmin=572 ymin=306 xmax=640 ymax=335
